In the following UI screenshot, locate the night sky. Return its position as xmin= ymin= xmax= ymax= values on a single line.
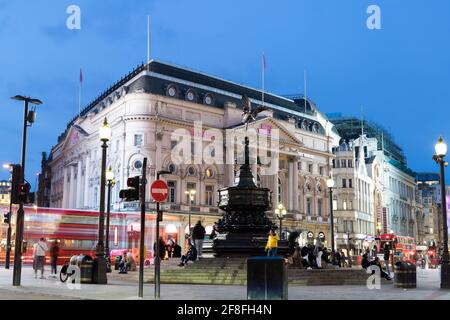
xmin=1 ymin=0 xmax=449 ymax=187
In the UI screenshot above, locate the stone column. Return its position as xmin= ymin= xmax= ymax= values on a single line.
xmin=76 ymin=161 xmax=82 ymax=209
xmin=68 ymin=165 xmax=75 ymax=209
xmin=272 ymin=158 xmax=279 ymax=210
xmin=62 ymin=167 xmax=68 ymax=209
xmin=288 ymin=161 xmax=294 ymax=210
xmin=293 ymin=158 xmax=299 ymax=211
xmin=84 ymin=155 xmax=90 ymax=208
xmin=225 ymin=145 xmax=235 ymax=186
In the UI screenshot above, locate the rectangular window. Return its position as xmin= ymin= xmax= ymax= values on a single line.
xmin=205 ymin=185 xmax=214 ymax=206
xmin=134 ymin=134 xmax=143 ymax=147
xmin=333 ymin=199 xmax=338 ymax=211
xmin=168 ymin=181 xmax=176 ymax=203
xmin=308 ymin=164 xmax=313 ymax=174
xmin=306 ymin=198 xmax=312 ymax=215
xmin=349 ymin=179 xmax=352 ymax=188
xmin=332 ymin=160 xmax=335 ymax=168
xmin=298 ymin=162 xmax=302 ymax=171
xmin=319 ymin=166 xmax=324 ymax=175
xmin=342 ymin=179 xmax=347 ymax=188
xmin=348 ymin=159 xmax=353 ymax=168
xmin=349 ymin=200 xmax=353 ymax=210
xmin=170 ymin=140 xmax=177 ymax=150
xmin=317 ymin=199 xmax=322 ymax=217
xmin=341 ymin=160 xmax=347 ymax=168
xmin=343 ymin=200 xmax=347 ymax=210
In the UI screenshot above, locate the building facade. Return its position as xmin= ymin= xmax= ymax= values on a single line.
xmin=45 ymin=60 xmax=341 ymax=250
xmin=0 ymin=180 xmax=10 ymax=206
xmin=330 ymin=115 xmax=418 ymax=243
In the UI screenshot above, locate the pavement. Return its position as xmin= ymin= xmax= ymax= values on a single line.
xmin=0 ymin=266 xmax=448 ymax=300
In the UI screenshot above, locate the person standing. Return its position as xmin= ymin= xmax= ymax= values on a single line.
xmin=49 ymin=240 xmax=60 ymax=278
xmin=383 ymin=244 xmax=391 ymax=275
xmin=265 ymin=229 xmax=280 ymax=256
xmin=33 ymin=238 xmax=48 ymax=279
xmin=314 ymin=240 xmax=323 ymax=269
xmin=192 ymin=221 xmax=206 ymax=259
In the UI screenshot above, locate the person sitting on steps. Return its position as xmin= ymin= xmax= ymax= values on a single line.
xmin=178 ymin=243 xmax=198 ymax=267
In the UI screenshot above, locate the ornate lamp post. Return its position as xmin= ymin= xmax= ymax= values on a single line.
xmin=105 ymin=166 xmax=115 ymax=262
xmin=275 ymin=203 xmax=287 ymax=239
xmin=326 ymin=176 xmax=336 ymax=264
xmin=185 ymin=189 xmax=196 ymax=239
xmin=432 ymin=136 xmax=450 ymax=288
xmin=93 ymin=118 xmax=111 ymax=284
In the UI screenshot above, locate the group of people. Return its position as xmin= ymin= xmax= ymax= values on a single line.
xmin=361 ymin=244 xmax=392 ymax=280
xmin=32 ymin=237 xmax=60 ymax=279
xmin=153 ymin=237 xmax=182 ymax=260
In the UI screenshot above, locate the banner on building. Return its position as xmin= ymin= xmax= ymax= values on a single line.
xmin=382 ymin=207 xmax=388 ymax=234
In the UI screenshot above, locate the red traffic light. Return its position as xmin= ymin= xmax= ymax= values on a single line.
xmin=19 ymin=183 xmax=31 ymax=194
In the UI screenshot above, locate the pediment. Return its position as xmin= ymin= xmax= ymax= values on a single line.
xmin=228 ymin=117 xmax=304 ymax=148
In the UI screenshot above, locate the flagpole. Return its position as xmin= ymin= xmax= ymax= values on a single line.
xmin=147 ymin=15 xmax=150 ymax=71
xmin=78 ymin=78 xmax=82 ymax=116
xmin=262 ymin=52 xmax=265 ymax=107
xmin=304 ymin=70 xmax=307 ymax=111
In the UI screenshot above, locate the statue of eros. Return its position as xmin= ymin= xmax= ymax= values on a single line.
xmin=241 ymin=94 xmax=269 ymax=131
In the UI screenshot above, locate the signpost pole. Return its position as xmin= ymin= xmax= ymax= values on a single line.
xmin=138 ymin=158 xmax=147 ymax=298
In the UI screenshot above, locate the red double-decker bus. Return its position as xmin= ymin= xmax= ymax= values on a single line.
xmin=0 ymin=206 xmax=182 ymax=266
xmin=379 ymin=233 xmax=416 ymax=263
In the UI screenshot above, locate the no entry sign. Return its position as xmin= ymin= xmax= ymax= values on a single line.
xmin=150 ymin=180 xmax=168 ymax=202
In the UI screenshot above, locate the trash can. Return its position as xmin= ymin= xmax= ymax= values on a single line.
xmin=247 ymin=256 xmax=287 ymax=300
xmin=394 ymin=262 xmax=416 ymax=289
xmin=76 ymin=255 xmax=93 ymax=284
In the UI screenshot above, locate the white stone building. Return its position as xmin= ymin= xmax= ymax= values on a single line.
xmin=47 ymin=60 xmax=341 ymax=251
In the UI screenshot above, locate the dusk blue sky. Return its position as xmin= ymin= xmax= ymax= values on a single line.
xmin=1 ymin=0 xmax=450 ymax=187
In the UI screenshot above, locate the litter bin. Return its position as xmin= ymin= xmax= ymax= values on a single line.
xmin=247 ymin=256 xmax=287 ymax=300
xmin=76 ymin=255 xmax=93 ymax=284
xmin=394 ymin=261 xmax=416 ymax=289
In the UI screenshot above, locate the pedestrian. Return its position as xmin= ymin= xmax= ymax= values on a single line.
xmin=335 ymin=250 xmax=341 ymax=267
xmin=314 ymin=240 xmax=323 ymax=269
xmin=383 ymin=243 xmax=391 ymax=275
xmin=340 ymin=250 xmax=346 ymax=267
xmin=49 ymin=240 xmax=60 ymax=278
xmin=300 ymin=246 xmax=310 ymax=268
xmin=192 ymin=221 xmax=206 ymax=259
xmin=209 ymin=227 xmax=217 ymax=240
xmin=153 ymin=237 xmax=166 ymax=260
xmin=265 ymin=229 xmax=280 ymax=256
xmin=33 ymin=237 xmax=48 ymax=279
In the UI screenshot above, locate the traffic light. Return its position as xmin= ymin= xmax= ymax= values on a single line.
xmin=119 ymin=176 xmax=140 ymax=201
xmin=18 ymin=183 xmax=35 ymax=204
xmin=10 ymin=165 xmax=22 ymax=204
xmin=3 ymin=212 xmax=10 ymax=224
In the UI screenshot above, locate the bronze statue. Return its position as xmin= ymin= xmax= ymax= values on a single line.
xmin=241 ymin=94 xmax=269 ymax=130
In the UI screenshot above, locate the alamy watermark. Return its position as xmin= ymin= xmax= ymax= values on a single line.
xmin=66 ymin=5 xmax=81 ymax=30
xmin=367 ymin=5 xmax=381 ymax=30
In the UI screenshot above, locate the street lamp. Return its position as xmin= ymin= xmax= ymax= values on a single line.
xmin=326 ymin=176 xmax=336 ymax=264
xmin=10 ymin=95 xmax=42 ymax=287
xmin=185 ymin=189 xmax=196 ymax=238
xmin=432 ymin=136 xmax=450 ymax=289
xmin=93 ymin=118 xmax=111 ymax=284
xmin=274 ymin=203 xmax=287 ymax=239
xmin=105 ymin=166 xmax=115 ymax=265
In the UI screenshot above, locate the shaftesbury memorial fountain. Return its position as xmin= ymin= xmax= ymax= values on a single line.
xmin=213 ymin=95 xmax=288 ymax=256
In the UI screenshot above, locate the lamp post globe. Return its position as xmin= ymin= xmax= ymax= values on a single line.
xmin=275 ymin=203 xmax=286 ymax=239
xmin=326 ymin=177 xmax=335 ymax=189
xmin=435 ymin=137 xmax=447 ymax=157
xmin=99 ymin=118 xmax=112 ymax=141
xmin=106 ymin=166 xmax=115 ymax=182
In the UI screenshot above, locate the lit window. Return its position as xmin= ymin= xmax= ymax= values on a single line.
xmin=168 ymin=181 xmax=176 ymax=203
